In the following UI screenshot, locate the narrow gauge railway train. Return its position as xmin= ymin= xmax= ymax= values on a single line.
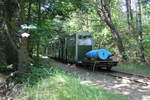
xmin=48 ymin=32 xmax=118 ymax=70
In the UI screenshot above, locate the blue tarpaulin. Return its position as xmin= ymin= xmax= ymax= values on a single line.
xmin=85 ymin=49 xmax=113 ymax=60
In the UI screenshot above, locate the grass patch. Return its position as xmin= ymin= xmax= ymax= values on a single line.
xmin=12 ymin=59 xmax=128 ymax=100
xmin=14 ymin=70 xmax=127 ymax=100
xmin=118 ymin=63 xmax=150 ymax=75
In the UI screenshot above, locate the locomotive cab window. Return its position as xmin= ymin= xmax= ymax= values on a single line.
xmin=78 ymin=35 xmax=92 ymax=46
xmin=78 ymin=35 xmax=92 ymax=39
xmin=78 ymin=35 xmax=82 ymax=39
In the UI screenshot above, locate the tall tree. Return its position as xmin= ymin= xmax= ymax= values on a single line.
xmin=136 ymin=0 xmax=146 ymax=62
xmin=94 ymin=0 xmax=127 ymax=60
xmin=3 ymin=0 xmax=18 ymax=66
xmin=36 ymin=0 xmax=41 ymax=64
xmin=17 ymin=0 xmax=29 ymax=75
xmin=2 ymin=0 xmax=30 ymax=75
xmin=125 ymin=0 xmax=133 ymax=34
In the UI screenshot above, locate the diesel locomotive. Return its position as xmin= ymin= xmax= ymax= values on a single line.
xmin=48 ymin=32 xmax=118 ymax=70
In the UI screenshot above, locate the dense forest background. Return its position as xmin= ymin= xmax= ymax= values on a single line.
xmin=0 ymin=0 xmax=150 ymax=75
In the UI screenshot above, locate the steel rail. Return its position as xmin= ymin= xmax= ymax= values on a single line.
xmin=107 ymin=70 xmax=150 ymax=85
xmin=111 ymin=70 xmax=150 ymax=80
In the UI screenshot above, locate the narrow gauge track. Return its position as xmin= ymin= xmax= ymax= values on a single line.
xmin=52 ymin=58 xmax=150 ymax=85
xmin=88 ymin=67 xmax=150 ymax=85
xmin=78 ymin=61 xmax=150 ymax=85
xmin=77 ymin=61 xmax=150 ymax=85
xmin=50 ymin=59 xmax=150 ymax=100
xmin=104 ymin=70 xmax=150 ymax=86
xmin=111 ymin=70 xmax=150 ymax=80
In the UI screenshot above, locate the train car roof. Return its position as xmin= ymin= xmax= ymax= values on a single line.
xmin=76 ymin=31 xmax=92 ymax=35
xmin=65 ymin=31 xmax=92 ymax=38
xmin=52 ymin=32 xmax=92 ymax=40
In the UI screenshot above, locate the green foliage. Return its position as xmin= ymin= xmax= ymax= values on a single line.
xmin=0 ymin=0 xmax=87 ymax=68
xmin=0 ymin=65 xmax=8 ymax=72
xmin=62 ymin=0 xmax=150 ymax=62
xmin=12 ymin=59 xmax=53 ymax=84
xmin=118 ymin=63 xmax=150 ymax=75
xmin=20 ymin=73 xmax=126 ymax=100
xmin=0 ymin=48 xmax=6 ymax=65
xmin=13 ymin=67 xmax=52 ymax=85
xmin=12 ymin=60 xmax=127 ymax=100
xmin=0 ymin=64 xmax=14 ymax=75
xmin=0 ymin=0 xmax=150 ymax=73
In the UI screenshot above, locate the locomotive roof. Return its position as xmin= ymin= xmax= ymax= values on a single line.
xmin=57 ymin=31 xmax=92 ymax=40
xmin=66 ymin=31 xmax=92 ymax=37
xmin=76 ymin=31 xmax=92 ymax=35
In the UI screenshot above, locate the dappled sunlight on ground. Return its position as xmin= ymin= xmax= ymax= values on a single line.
xmin=79 ymin=76 xmax=150 ymax=100
xmin=143 ymin=95 xmax=150 ymax=100
xmin=0 ymin=74 xmax=7 ymax=84
xmin=50 ymin=59 xmax=150 ymax=100
xmin=0 ymin=74 xmax=8 ymax=100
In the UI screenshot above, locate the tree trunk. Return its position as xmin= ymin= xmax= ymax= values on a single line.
xmin=125 ymin=0 xmax=133 ymax=34
xmin=106 ymin=20 xmax=127 ymax=60
xmin=95 ymin=0 xmax=127 ymax=60
xmin=27 ymin=0 xmax=32 ymax=25
xmin=18 ymin=37 xmax=28 ymax=74
xmin=36 ymin=0 xmax=41 ymax=64
xmin=136 ymin=0 xmax=146 ymax=62
xmin=27 ymin=0 xmax=33 ymax=58
xmin=3 ymin=0 xmax=19 ymax=66
xmin=18 ymin=0 xmax=29 ymax=75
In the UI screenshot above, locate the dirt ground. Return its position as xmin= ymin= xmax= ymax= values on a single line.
xmin=0 ymin=60 xmax=149 ymax=100
xmin=0 ymin=74 xmax=7 ymax=84
xmin=50 ymin=59 xmax=150 ymax=100
xmin=0 ymin=74 xmax=7 ymax=100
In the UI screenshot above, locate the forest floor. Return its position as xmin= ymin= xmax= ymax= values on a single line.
xmin=1 ymin=59 xmax=127 ymax=100
xmin=0 ymin=74 xmax=7 ymax=84
xmin=0 ymin=59 xmax=149 ymax=100
xmin=50 ymin=59 xmax=150 ymax=100
xmin=0 ymin=74 xmax=7 ymax=100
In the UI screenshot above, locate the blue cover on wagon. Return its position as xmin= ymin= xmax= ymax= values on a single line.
xmin=85 ymin=49 xmax=113 ymax=60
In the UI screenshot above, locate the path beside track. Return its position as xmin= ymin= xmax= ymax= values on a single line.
xmin=0 ymin=74 xmax=8 ymax=100
xmin=50 ymin=59 xmax=150 ymax=100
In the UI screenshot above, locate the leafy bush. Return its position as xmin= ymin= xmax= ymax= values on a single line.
xmin=13 ymin=69 xmax=127 ymax=100
xmin=0 ymin=47 xmax=6 ymax=65
xmin=11 ymin=59 xmax=128 ymax=100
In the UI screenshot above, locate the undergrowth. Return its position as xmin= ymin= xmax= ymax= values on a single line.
xmin=12 ymin=59 xmax=128 ymax=100
xmin=118 ymin=63 xmax=150 ymax=75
